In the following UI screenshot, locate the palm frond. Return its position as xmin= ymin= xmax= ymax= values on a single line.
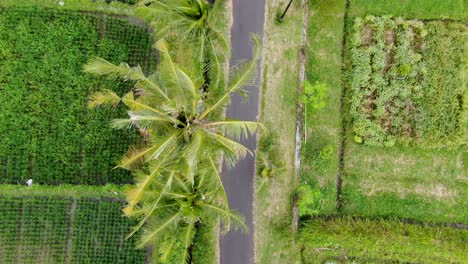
xmin=204 ymin=120 xmax=266 ymax=141
xmin=203 ymin=131 xmax=252 ymax=167
xmin=180 ymin=222 xmax=196 ymax=264
xmin=118 ymin=145 xmax=159 ymax=171
xmin=138 ymin=211 xmax=182 ymax=247
xmin=123 ymin=173 xmax=154 ymax=216
xmin=127 ymin=171 xmax=175 ymax=238
xmin=199 ymin=34 xmax=261 ymax=119
xmin=87 ymin=89 xmax=121 ymax=109
xmin=198 ymin=155 xmax=229 ymax=208
xmin=200 ymin=203 xmax=247 ymax=233
xmin=84 ymin=58 xmax=171 ymax=102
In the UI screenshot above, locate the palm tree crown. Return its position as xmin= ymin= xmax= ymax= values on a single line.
xmin=84 ymin=34 xmax=262 ymax=260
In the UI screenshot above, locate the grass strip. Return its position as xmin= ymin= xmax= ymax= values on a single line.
xmin=300 ymin=216 xmax=468 ymax=264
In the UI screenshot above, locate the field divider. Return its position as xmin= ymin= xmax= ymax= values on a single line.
xmin=292 ymin=0 xmax=310 ymax=232
xmin=15 ymin=200 xmax=24 ymax=264
xmin=64 ymin=197 xmax=77 ymax=264
xmin=301 ymin=214 xmax=468 ymax=230
xmin=336 ymin=0 xmax=352 ymax=212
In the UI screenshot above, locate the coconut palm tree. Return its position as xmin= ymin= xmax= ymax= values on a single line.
xmin=134 ymin=0 xmax=228 ymax=88
xmin=130 ymin=157 xmax=245 ymax=262
xmin=83 ymin=35 xmax=262 ymax=261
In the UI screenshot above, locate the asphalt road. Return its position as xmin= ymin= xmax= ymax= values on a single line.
xmin=219 ymin=0 xmax=265 ymax=263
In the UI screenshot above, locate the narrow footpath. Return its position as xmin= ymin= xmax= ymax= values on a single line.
xmin=219 ymin=0 xmax=266 ymax=263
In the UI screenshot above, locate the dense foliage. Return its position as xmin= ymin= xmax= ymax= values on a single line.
xmin=85 ymin=34 xmax=261 ymax=261
xmin=0 ymin=196 xmax=145 ymax=263
xmin=348 ymin=16 xmax=466 ymax=147
xmin=300 ymin=217 xmax=467 ymax=264
xmin=0 ymin=6 xmax=156 ymax=184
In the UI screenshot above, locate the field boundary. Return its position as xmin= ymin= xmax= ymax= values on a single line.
xmin=300 ymin=214 xmax=468 ymax=230
xmin=292 ymin=0 xmax=310 ymax=232
xmin=336 ymin=0 xmax=351 ymax=212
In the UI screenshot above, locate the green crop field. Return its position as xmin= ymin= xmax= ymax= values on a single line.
xmin=0 ymin=6 xmax=156 ymax=185
xmin=0 ymin=195 xmax=146 ymax=263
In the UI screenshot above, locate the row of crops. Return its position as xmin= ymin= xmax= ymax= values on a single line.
xmin=0 ymin=196 xmax=146 ymax=263
xmin=0 ymin=6 xmax=156 ymax=184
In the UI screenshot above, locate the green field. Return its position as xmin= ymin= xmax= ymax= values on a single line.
xmin=341 ymin=1 xmax=467 ymax=224
xmin=299 ymin=0 xmax=467 ymax=262
xmin=300 ymin=217 xmax=468 ymax=264
xmin=0 ymin=194 xmax=146 ymax=263
xmin=0 ymin=6 xmax=156 ymax=185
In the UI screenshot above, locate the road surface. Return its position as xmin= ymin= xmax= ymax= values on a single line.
xmin=219 ymin=0 xmax=265 ymax=263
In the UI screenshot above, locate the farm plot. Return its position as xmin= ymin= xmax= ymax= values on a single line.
xmin=299 ymin=217 xmax=468 ymax=264
xmin=342 ymin=16 xmax=467 ymax=223
xmin=0 ymin=196 xmax=146 ymax=263
xmin=347 ymin=16 xmax=466 ymax=148
xmin=0 ymin=6 xmax=155 ymax=185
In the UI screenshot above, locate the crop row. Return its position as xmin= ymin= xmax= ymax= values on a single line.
xmin=0 ymin=6 xmax=155 ymax=184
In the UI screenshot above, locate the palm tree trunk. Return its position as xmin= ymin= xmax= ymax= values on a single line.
xmin=187 ymin=220 xmax=202 ymax=263
xmin=279 ymin=0 xmax=294 ymax=21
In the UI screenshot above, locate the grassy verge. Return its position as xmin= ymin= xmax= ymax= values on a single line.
xmin=299 ymin=217 xmax=468 ymax=263
xmin=349 ymin=0 xmax=466 ymax=20
xmin=0 ymin=184 xmax=126 ymax=198
xmin=254 ymin=0 xmax=303 ymax=263
xmin=301 ymin=0 xmax=346 ymax=215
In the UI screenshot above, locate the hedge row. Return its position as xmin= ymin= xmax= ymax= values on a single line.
xmin=348 ymin=16 xmax=466 ymax=148
xmin=0 ymin=196 xmax=146 ymax=263
xmin=0 ymin=6 xmax=156 ymax=184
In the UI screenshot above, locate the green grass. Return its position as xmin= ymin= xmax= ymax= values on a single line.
xmin=0 ymin=196 xmax=146 ymax=263
xmin=349 ymin=0 xmax=466 ymax=20
xmin=0 ymin=0 xmax=134 ymax=15
xmin=300 ymin=217 xmax=468 ymax=264
xmin=0 ymin=184 xmax=127 ymax=198
xmin=301 ymin=0 xmax=346 ymax=215
xmin=343 ymin=140 xmax=467 ymax=223
xmin=254 ymin=0 xmax=303 ymax=263
xmin=0 ymin=6 xmax=155 ymax=184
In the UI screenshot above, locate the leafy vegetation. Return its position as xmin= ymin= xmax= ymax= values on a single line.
xmin=348 ymin=16 xmax=466 ymax=147
xmin=0 ymin=6 xmax=156 ymax=184
xmin=85 ymin=32 xmax=261 ymax=261
xmin=301 ymin=0 xmax=346 ymax=216
xmin=300 ymin=0 xmax=468 ymax=262
xmin=300 ymin=217 xmax=468 ymax=264
xmin=0 ymin=196 xmax=145 ymax=264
